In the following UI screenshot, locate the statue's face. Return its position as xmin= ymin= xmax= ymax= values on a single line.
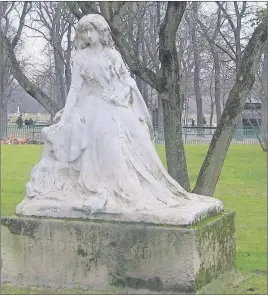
xmin=82 ymin=23 xmax=99 ymax=46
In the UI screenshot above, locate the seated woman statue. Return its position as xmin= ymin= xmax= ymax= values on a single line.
xmin=16 ymin=14 xmax=223 ymax=225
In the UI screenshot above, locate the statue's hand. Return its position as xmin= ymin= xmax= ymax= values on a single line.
xmin=110 ymin=85 xmax=131 ymax=106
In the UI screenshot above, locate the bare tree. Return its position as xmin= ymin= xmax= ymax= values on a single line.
xmin=1 ymin=2 xmax=60 ymax=116
xmin=216 ymin=1 xmax=248 ymax=70
xmin=216 ymin=1 xmax=250 ymax=132
xmin=196 ymin=6 xmax=222 ymax=124
xmin=193 ymin=21 xmax=267 ymax=195
xmin=187 ymin=2 xmax=204 ymax=128
xmin=26 ymin=2 xmax=76 ymax=108
xmin=0 ymin=2 xmax=31 ymax=139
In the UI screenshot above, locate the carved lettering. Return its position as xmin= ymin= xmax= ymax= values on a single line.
xmin=57 ymin=240 xmax=66 ymax=252
xmin=46 ymin=239 xmax=54 ymax=252
xmin=80 ymin=241 xmax=89 ymax=255
xmin=23 ymin=237 xmax=102 ymax=257
xmin=69 ymin=240 xmax=76 ymax=252
xmin=24 ymin=237 xmax=43 ymax=252
xmin=130 ymin=244 xmax=152 ymax=260
xmin=131 ymin=245 xmax=139 ymax=258
xmin=142 ymin=247 xmax=151 ymax=259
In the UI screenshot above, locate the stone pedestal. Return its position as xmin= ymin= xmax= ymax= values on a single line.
xmin=1 ymin=211 xmax=236 ymax=294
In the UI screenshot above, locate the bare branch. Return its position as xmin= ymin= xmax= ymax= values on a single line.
xmin=216 ymin=2 xmax=235 ymax=32
xmin=66 ymin=2 xmax=83 ymax=20
xmin=234 ymin=2 xmax=240 ymax=18
xmin=219 ymin=30 xmax=236 ymax=56
xmin=12 ymin=2 xmax=30 ymax=48
xmin=215 ymin=42 xmax=236 ymax=62
xmin=240 ymin=1 xmax=247 ymax=18
xmin=5 ymin=2 xmax=15 ymax=17
xmin=24 ymin=24 xmax=51 ymax=42
xmin=211 ymin=6 xmax=222 ymax=42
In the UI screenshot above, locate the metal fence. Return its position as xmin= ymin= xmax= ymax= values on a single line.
xmin=6 ymin=123 xmax=45 ymax=143
xmin=154 ymin=126 xmax=263 ymax=144
xmin=5 ymin=123 xmax=263 ymax=145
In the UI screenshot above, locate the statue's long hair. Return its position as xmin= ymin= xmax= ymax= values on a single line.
xmin=74 ymin=14 xmax=115 ymax=50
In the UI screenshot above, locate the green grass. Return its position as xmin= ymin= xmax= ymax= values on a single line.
xmin=1 ymin=144 xmax=267 ymax=294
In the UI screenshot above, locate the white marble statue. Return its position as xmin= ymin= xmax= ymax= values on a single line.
xmin=16 ymin=14 xmax=223 ymax=225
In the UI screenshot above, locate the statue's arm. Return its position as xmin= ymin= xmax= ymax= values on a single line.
xmin=60 ymin=55 xmax=84 ymax=122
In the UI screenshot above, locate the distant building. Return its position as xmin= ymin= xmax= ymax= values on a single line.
xmin=242 ymin=98 xmax=261 ymax=128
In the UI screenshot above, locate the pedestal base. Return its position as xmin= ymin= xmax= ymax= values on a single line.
xmin=1 ymin=210 xmax=236 ymax=293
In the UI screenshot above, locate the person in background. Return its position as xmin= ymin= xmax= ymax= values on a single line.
xmin=28 ymin=118 xmax=34 ymax=127
xmin=16 ymin=114 xmax=23 ymax=128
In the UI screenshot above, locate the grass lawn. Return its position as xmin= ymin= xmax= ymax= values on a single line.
xmin=1 ymin=144 xmax=267 ymax=294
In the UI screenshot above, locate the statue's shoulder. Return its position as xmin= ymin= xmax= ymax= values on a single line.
xmin=73 ymin=50 xmax=87 ymax=66
xmin=105 ymin=48 xmax=123 ymax=64
xmin=113 ymin=49 xmax=123 ymax=63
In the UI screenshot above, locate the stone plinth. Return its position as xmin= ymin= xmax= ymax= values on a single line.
xmin=1 ymin=211 xmax=236 ymax=294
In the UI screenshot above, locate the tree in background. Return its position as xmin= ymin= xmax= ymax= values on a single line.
xmin=0 ymin=2 xmax=31 ymax=139
xmin=25 ymin=2 xmax=76 ymax=109
xmin=1 ymin=2 xmax=59 ymax=116
xmin=194 ymin=20 xmax=267 ymax=195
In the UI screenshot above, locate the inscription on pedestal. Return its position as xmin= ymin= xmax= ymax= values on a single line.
xmin=24 ymin=237 xmax=99 ymax=254
xmin=130 ymin=244 xmax=151 ymax=260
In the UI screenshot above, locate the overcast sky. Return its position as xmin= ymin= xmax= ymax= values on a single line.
xmin=14 ymin=1 xmax=268 ymax=78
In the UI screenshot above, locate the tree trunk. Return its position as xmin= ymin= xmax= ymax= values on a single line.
xmin=65 ymin=23 xmax=72 ymax=93
xmin=52 ymin=11 xmax=66 ymax=109
xmin=193 ymin=22 xmax=267 ymax=196
xmin=0 ymin=99 xmax=8 ymax=140
xmin=235 ymin=28 xmax=244 ymax=137
xmin=209 ymin=74 xmax=215 ymax=127
xmin=0 ymin=56 xmax=8 ymax=140
xmin=211 ymin=45 xmax=222 ymax=125
xmin=191 ymin=3 xmax=203 ymax=128
xmin=135 ymin=76 xmax=143 ymax=95
xmin=193 ymin=55 xmax=203 ymax=127
xmin=142 ymin=81 xmax=149 ymax=107
xmin=159 ymin=2 xmax=190 ymax=191
xmin=141 ymin=38 xmax=149 ymax=107
xmin=161 ymin=93 xmax=190 ymax=191
xmin=54 ymin=49 xmax=66 ymax=109
xmin=157 ymin=94 xmax=164 ymax=130
xmin=261 ymin=51 xmax=268 ymax=150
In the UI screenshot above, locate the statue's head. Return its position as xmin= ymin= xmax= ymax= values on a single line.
xmin=75 ymin=14 xmax=114 ymax=50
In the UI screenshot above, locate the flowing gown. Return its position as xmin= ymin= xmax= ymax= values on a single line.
xmin=16 ymin=47 xmax=223 ymax=223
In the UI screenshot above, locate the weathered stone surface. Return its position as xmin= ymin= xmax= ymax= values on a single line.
xmin=1 ymin=211 xmax=236 ymax=293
